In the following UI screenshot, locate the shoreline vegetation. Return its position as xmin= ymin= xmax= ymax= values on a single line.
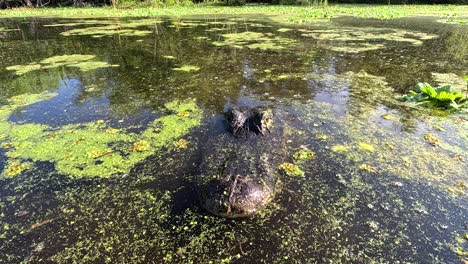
xmin=0 ymin=4 xmax=467 ymax=22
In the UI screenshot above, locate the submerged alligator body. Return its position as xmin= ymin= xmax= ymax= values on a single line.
xmin=198 ymin=107 xmax=286 ymax=218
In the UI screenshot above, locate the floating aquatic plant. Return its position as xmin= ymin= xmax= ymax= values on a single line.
xmin=402 ymin=83 xmax=466 ymax=110
xmin=300 ymin=27 xmax=437 ymax=53
xmin=293 ymin=147 xmax=315 ymax=161
xmin=212 ymin=31 xmax=295 ymax=50
xmin=173 ymin=65 xmax=200 ymax=72
xmin=59 ymin=19 xmax=161 ymax=38
xmin=279 ymin=162 xmax=304 ymax=177
xmin=0 ymin=27 xmax=19 ymax=33
xmin=6 ymin=54 xmax=118 ymax=76
xmin=0 ymin=92 xmax=203 ymax=178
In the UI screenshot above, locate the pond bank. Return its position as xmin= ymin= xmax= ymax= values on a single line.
xmin=0 ymin=4 xmax=467 ymax=24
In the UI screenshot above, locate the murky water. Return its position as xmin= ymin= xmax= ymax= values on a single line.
xmin=0 ymin=15 xmax=467 ymax=263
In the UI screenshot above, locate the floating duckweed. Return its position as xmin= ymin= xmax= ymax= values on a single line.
xmin=315 ymin=134 xmax=329 ymax=140
xmin=277 ymin=28 xmax=293 ymax=32
xmin=301 ymin=27 xmax=438 ymax=53
xmin=177 ymin=111 xmax=190 ymax=117
xmin=279 ymin=162 xmax=304 ymax=177
xmin=6 ymin=63 xmax=41 ymax=75
xmin=212 ymin=31 xmax=295 ymax=50
xmin=6 ymin=54 xmax=118 ymax=75
xmin=43 ymin=19 xmax=116 ymax=27
xmin=0 ymin=93 xmax=203 ymax=178
xmin=86 ymin=148 xmax=113 ymax=159
xmin=359 ymin=164 xmax=378 ymax=173
xmin=382 ymin=114 xmax=400 ymax=121
xmin=357 ymin=142 xmax=375 ymax=152
xmin=62 ymin=26 xmax=153 ymax=38
xmin=130 ymin=140 xmax=151 ymax=152
xmin=423 ymin=133 xmax=440 ymax=146
xmin=59 ymin=19 xmax=161 ymax=38
xmin=431 ymin=72 xmax=467 ymax=93
xmin=331 ymin=145 xmax=351 ymax=152
xmin=0 ymin=27 xmax=19 ymax=33
xmin=2 ymin=160 xmax=32 ymax=177
xmin=163 ymin=55 xmax=176 ymax=59
xmin=293 ymin=147 xmax=315 ymax=161
xmin=173 ymin=65 xmax=200 ymax=72
xmin=174 ymin=139 xmax=189 ymax=149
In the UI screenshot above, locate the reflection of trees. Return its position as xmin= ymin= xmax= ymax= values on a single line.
xmin=1 ymin=17 xmax=466 ymax=121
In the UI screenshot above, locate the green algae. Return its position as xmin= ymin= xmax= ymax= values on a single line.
xmin=357 ymin=142 xmax=375 ymax=152
xmin=61 ymin=26 xmax=153 ymax=38
xmin=382 ymin=113 xmax=400 ymax=121
xmin=0 ymin=27 xmax=19 ymax=33
xmin=293 ymin=147 xmax=315 ymax=161
xmin=331 ymin=144 xmax=351 ymax=152
xmin=163 ymin=55 xmax=176 ymax=59
xmin=292 ymin=91 xmax=467 ymax=197
xmin=431 ymin=72 xmax=467 ymax=93
xmin=279 ymin=162 xmax=304 ymax=177
xmin=43 ymin=19 xmax=116 ymax=27
xmin=172 ymin=65 xmax=200 ymax=72
xmin=6 ymin=54 xmax=118 ymax=76
xmin=212 ymin=31 xmax=295 ymax=51
xmin=301 ymin=27 xmax=438 ymax=53
xmin=59 ymin=19 xmax=161 ymax=38
xmin=0 ymin=93 xmax=203 ymax=178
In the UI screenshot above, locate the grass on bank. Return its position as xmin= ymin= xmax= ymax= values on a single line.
xmin=0 ymin=4 xmax=467 ymax=23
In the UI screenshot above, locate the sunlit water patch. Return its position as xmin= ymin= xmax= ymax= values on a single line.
xmin=0 ymin=16 xmax=466 ymax=263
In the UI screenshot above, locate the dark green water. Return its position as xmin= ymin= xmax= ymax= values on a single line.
xmin=0 ymin=15 xmax=467 ymax=263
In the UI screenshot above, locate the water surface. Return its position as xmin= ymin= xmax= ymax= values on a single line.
xmin=0 ymin=15 xmax=467 ymax=263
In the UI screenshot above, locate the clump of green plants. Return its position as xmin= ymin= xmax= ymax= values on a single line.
xmin=279 ymin=162 xmax=304 ymax=177
xmin=212 ymin=31 xmax=296 ymax=51
xmin=293 ymin=147 xmax=315 ymax=162
xmin=401 ymin=83 xmax=466 ymax=110
xmin=0 ymin=92 xmax=203 ymax=178
xmin=6 ymin=54 xmax=118 ymax=75
xmin=172 ymin=65 xmax=200 ymax=72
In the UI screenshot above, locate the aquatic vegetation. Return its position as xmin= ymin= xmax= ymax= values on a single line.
xmin=0 ymin=93 xmax=203 ymax=178
xmin=60 ymin=20 xmax=161 ymax=37
xmin=301 ymin=27 xmax=438 ymax=53
xmin=174 ymin=138 xmax=189 ymax=149
xmin=423 ymin=133 xmax=440 ymax=146
xmin=439 ymin=18 xmax=468 ymax=25
xmin=212 ymin=31 xmax=295 ymax=50
xmin=331 ymin=144 xmax=351 ymax=152
xmin=357 ymin=142 xmax=375 ymax=152
xmin=0 ymin=5 xmax=465 ymax=23
xmin=43 ymin=19 xmax=116 ymax=27
xmin=431 ymin=73 xmax=467 ymax=93
xmin=61 ymin=26 xmax=153 ymax=38
xmin=293 ymin=147 xmax=315 ymax=161
xmin=0 ymin=27 xmax=19 ymax=33
xmin=172 ymin=65 xmax=200 ymax=72
xmin=2 ymin=160 xmax=32 ymax=177
xmin=163 ymin=55 xmax=176 ymax=59
xmin=6 ymin=54 xmax=118 ymax=75
xmin=382 ymin=114 xmax=399 ymax=121
xmin=279 ymin=162 xmax=304 ymax=177
xmin=315 ymin=133 xmax=329 ymax=140
xmin=401 ymin=83 xmax=466 ymax=110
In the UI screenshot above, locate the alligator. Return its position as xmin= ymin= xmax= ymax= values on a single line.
xmin=198 ymin=107 xmax=286 ymax=218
